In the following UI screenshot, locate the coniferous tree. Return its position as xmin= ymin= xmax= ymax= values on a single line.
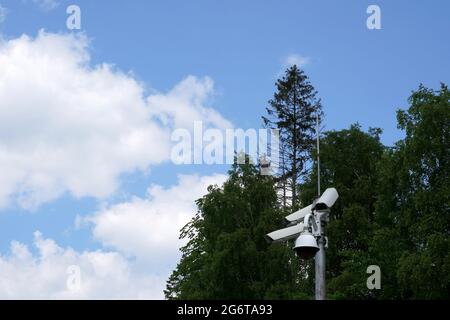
xmin=263 ymin=65 xmax=322 ymax=209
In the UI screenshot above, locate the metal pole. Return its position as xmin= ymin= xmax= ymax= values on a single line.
xmin=315 ymin=234 xmax=326 ymax=299
xmin=314 ymin=113 xmax=325 ymax=300
xmin=316 ymin=113 xmax=320 ymax=197
xmin=315 ymin=212 xmax=326 ymax=300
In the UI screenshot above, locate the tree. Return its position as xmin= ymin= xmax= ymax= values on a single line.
xmin=298 ymin=84 xmax=449 ymax=299
xmin=165 ymin=158 xmax=305 ymax=299
xmin=166 ymin=84 xmax=449 ymax=300
xmin=376 ymin=84 xmax=450 ymax=299
xmin=263 ymin=65 xmax=322 ymax=209
xmin=298 ymin=124 xmax=385 ymax=299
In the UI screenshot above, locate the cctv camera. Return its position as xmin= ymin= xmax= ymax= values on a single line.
xmin=314 ymin=188 xmax=339 ymax=211
xmin=284 ymin=204 xmax=312 ymax=224
xmin=293 ymin=232 xmax=319 ymax=260
xmin=265 ymin=222 xmax=304 ymax=243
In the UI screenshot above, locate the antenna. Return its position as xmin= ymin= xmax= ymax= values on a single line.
xmin=316 ymin=112 xmax=320 ymax=197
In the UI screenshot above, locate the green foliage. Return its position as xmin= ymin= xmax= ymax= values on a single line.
xmin=167 ymin=84 xmax=449 ymax=300
xmin=378 ymin=84 xmax=450 ymax=299
xmin=299 ymin=124 xmax=385 ymax=299
xmin=165 ymin=159 xmax=306 ymax=299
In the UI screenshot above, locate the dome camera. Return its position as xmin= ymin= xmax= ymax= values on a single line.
xmin=293 ymin=232 xmax=319 ymax=260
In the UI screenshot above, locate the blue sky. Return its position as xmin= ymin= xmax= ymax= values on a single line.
xmin=0 ymin=0 xmax=448 ymax=298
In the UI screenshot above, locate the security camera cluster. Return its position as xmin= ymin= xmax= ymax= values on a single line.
xmin=265 ymin=187 xmax=339 ymax=299
xmin=265 ymin=188 xmax=338 ymax=253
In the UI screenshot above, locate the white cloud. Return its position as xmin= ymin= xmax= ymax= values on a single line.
xmin=148 ymin=75 xmax=232 ymax=130
xmin=84 ymin=173 xmax=227 ymax=264
xmin=0 ymin=31 xmax=229 ymax=209
xmin=32 ymin=0 xmax=59 ymax=11
xmin=0 ymin=231 xmax=164 ymax=299
xmin=0 ymin=5 xmax=7 ymax=23
xmin=283 ymin=53 xmax=310 ymax=68
xmin=0 ymin=173 xmax=227 ymax=299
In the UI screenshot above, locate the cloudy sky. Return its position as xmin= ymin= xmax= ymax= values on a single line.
xmin=0 ymin=0 xmax=449 ymax=299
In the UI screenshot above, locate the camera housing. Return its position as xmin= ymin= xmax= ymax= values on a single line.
xmin=293 ymin=232 xmax=319 ymax=260
xmin=264 ymin=222 xmax=304 ymax=243
xmin=313 ymin=188 xmax=339 ymax=211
